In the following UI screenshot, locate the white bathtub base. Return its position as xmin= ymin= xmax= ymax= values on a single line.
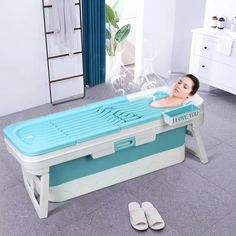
xmin=48 ymin=145 xmax=185 ymax=202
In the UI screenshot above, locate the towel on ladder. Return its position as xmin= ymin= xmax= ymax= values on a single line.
xmin=50 ymin=0 xmax=77 ymax=54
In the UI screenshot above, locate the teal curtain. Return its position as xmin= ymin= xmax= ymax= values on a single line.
xmin=82 ymin=0 xmax=106 ymax=86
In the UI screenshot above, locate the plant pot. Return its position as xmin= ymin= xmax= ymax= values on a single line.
xmin=106 ymin=52 xmax=122 ymax=83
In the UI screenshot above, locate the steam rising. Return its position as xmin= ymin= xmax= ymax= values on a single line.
xmin=106 ymin=41 xmax=168 ymax=95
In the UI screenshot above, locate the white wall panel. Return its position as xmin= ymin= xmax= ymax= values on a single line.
xmin=204 ymin=0 xmax=236 ymax=29
xmin=0 ymin=0 xmax=49 ymax=117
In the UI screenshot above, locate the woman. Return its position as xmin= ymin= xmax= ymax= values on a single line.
xmin=150 ymin=74 xmax=199 ymax=108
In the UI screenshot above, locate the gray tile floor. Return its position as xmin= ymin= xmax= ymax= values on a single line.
xmin=1 ymin=82 xmax=236 ymax=236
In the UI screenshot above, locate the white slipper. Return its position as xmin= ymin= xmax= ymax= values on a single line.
xmin=128 ymin=202 xmax=148 ymax=231
xmin=141 ymin=201 xmax=165 ymax=230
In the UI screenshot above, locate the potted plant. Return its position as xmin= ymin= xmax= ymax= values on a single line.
xmin=105 ymin=1 xmax=131 ymax=82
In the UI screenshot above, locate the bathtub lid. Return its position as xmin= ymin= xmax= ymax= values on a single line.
xmin=3 ymin=92 xmax=187 ymax=156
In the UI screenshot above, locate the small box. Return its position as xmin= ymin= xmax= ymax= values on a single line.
xmin=163 ymin=105 xmax=199 ymax=126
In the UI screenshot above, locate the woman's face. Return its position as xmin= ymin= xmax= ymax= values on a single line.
xmin=172 ymin=77 xmax=194 ymax=99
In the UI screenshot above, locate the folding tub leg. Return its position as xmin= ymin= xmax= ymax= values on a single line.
xmin=186 ymin=123 xmax=208 ymax=164
xmin=22 ymin=169 xmax=49 ymax=219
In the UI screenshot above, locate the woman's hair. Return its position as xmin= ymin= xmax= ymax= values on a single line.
xmin=185 ymin=74 xmax=199 ymax=95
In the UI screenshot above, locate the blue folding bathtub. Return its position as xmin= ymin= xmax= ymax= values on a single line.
xmin=3 ymin=88 xmax=207 ymax=218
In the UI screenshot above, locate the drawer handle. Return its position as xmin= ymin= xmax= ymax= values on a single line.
xmin=201 ymin=65 xmax=205 ymax=68
xmin=204 ymin=46 xmax=207 ymax=49
xmin=114 ymin=137 xmax=135 ymax=151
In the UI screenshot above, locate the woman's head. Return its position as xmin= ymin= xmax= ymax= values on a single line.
xmin=172 ymin=74 xmax=199 ymax=99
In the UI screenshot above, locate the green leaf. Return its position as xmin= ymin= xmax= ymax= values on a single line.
xmin=114 ymin=11 xmax=119 ymax=23
xmin=105 ymin=4 xmax=115 ymax=23
xmin=110 ymin=20 xmax=119 ymax=29
xmin=115 ymin=24 xmax=131 ymax=43
xmin=105 ymin=4 xmax=119 ymax=29
xmin=106 ymin=28 xmax=111 ymax=39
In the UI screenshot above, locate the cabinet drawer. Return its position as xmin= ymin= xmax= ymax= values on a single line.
xmin=191 ymin=55 xmax=211 ymax=80
xmin=190 ymin=29 xmax=236 ymax=95
xmin=214 ymin=46 xmax=236 ymax=67
xmin=209 ymin=60 xmax=236 ymax=91
xmin=191 ymin=54 xmax=236 ymax=94
xmin=194 ymin=35 xmax=236 ymax=66
xmin=194 ymin=36 xmax=216 ymax=59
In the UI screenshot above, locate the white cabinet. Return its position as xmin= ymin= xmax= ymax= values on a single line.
xmin=189 ymin=28 xmax=236 ymax=95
